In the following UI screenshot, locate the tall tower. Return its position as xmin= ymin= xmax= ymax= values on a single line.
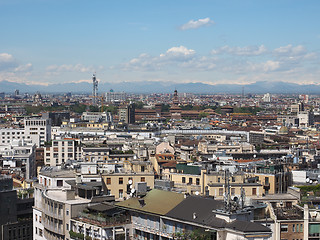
xmin=92 ymin=73 xmax=98 ymax=105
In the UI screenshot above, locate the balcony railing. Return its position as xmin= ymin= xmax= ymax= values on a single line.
xmin=77 ymin=212 xmax=129 ymax=227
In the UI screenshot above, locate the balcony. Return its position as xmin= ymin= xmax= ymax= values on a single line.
xmin=43 ymin=220 xmax=64 ymax=235
xmin=43 ymin=206 xmax=64 ymax=220
xmin=76 ymin=212 xmax=130 ymax=228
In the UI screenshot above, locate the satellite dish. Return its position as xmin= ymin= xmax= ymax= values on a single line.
xmin=130 ymin=185 xmax=133 ymax=189
xmin=128 ymin=180 xmax=133 ymax=185
xmin=195 ymin=191 xmax=199 ymax=196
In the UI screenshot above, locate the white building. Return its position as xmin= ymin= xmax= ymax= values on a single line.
xmin=262 ymin=93 xmax=271 ymax=102
xmin=105 ymin=91 xmax=126 ymax=103
xmin=81 ymin=111 xmax=113 ymax=123
xmin=44 ymin=138 xmax=82 ymax=166
xmin=0 ymin=128 xmax=39 ymax=146
xmin=24 ymin=118 xmax=51 ymax=146
xmin=0 ymin=139 xmax=36 ymax=179
xmin=33 ymin=169 xmax=91 ymax=240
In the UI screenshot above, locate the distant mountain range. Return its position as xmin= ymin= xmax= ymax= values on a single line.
xmin=1 ymin=80 xmax=320 ymax=94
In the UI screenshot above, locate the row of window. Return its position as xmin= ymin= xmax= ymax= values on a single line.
xmin=281 ymin=223 xmax=303 ymax=232
xmin=182 ymin=177 xmax=200 ymax=185
xmin=1 ymin=131 xmax=23 ymax=135
xmin=106 ymin=177 xmax=145 ymax=185
xmin=25 ymin=120 xmax=47 ymax=126
xmin=53 ymin=141 xmax=73 ymax=146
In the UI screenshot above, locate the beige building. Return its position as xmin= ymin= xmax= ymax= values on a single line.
xmin=198 ymin=141 xmax=254 ymax=154
xmin=44 ymin=138 xmax=81 ymax=166
xmin=101 ymin=172 xmax=154 ymax=200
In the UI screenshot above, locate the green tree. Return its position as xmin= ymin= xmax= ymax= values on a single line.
xmin=161 ymin=104 xmax=171 ymax=112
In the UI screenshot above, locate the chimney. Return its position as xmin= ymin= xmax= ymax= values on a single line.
xmin=138 ymin=199 xmax=145 ymax=207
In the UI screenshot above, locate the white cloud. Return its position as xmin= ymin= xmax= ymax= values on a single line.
xmin=46 ymin=64 xmax=104 ymax=73
xmin=118 ymin=46 xmax=199 ymax=71
xmin=0 ymin=53 xmax=19 ymax=71
xmin=180 ymin=17 xmax=214 ymax=30
xmin=273 ymin=44 xmax=306 ymax=55
xmin=211 ymin=45 xmax=267 ymax=56
xmin=14 ymin=63 xmax=33 ymax=72
xmin=263 ymin=60 xmax=281 ymax=72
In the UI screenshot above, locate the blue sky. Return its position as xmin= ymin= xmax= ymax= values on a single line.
xmin=0 ymin=0 xmax=319 ymax=86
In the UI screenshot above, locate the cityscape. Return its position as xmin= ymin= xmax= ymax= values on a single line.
xmin=1 ymin=1 xmax=320 ymax=240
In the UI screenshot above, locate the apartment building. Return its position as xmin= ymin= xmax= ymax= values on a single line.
xmin=0 ymin=128 xmax=40 ymax=146
xmin=24 ymin=118 xmax=51 ymax=146
xmin=0 ymin=140 xmax=36 ymax=179
xmin=101 ymin=172 xmax=154 ymax=200
xmin=33 ymin=169 xmax=91 ymax=240
xmin=44 ymin=139 xmax=81 ymax=166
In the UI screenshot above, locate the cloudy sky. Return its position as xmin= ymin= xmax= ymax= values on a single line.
xmin=0 ymin=0 xmax=320 ymax=86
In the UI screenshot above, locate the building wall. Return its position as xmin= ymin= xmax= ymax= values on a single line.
xmin=279 ymin=221 xmax=304 ymax=240
xmin=24 ymin=118 xmax=51 ymax=146
xmin=44 ymin=139 xmax=81 ymax=166
xmin=102 ymin=173 xmax=154 ymax=200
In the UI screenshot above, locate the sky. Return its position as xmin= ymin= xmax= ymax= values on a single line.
xmin=0 ymin=0 xmax=320 ymax=86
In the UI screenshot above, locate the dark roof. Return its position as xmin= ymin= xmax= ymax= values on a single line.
xmin=226 ymin=220 xmax=271 ymax=233
xmin=88 ymin=203 xmax=115 ymax=212
xmin=166 ymin=196 xmax=226 ymax=228
xmin=65 ymin=180 xmax=102 ymax=190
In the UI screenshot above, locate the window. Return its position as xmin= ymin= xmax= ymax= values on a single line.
xmin=39 ymin=229 xmax=43 ymax=237
xmin=231 ymin=188 xmax=235 ymax=196
xmin=281 ymin=224 xmax=288 ymax=232
xmin=141 ymin=177 xmax=145 ymax=182
xmin=182 ymin=177 xmax=186 ymax=183
xmin=35 ymin=227 xmax=37 ymax=235
xmin=66 ymin=209 xmax=69 ymax=216
xmin=141 ymin=166 xmax=145 ymax=172
xmin=189 ymin=178 xmax=192 ymax=184
xmin=66 ymin=223 xmax=69 ymax=231
xmin=252 ymin=188 xmax=257 ymax=195
xmin=35 ymin=214 xmax=38 ymax=222
xmin=293 ymin=224 xmax=295 ymax=232
xmin=119 ymin=177 xmax=123 ymax=184
xmin=300 ymin=224 xmax=303 ymax=232
xmin=219 ymin=188 xmax=223 ymax=196
xmin=106 ymin=178 xmax=111 ymax=184
xmin=119 ymin=189 xmax=123 ymax=198
xmin=217 ymin=177 xmax=220 ymax=183
xmin=196 ymin=178 xmax=200 ymax=185
xmin=39 ymin=216 xmax=41 ymax=223
xmin=57 ymin=180 xmax=63 ymax=187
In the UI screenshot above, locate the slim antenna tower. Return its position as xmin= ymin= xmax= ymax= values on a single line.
xmin=92 ymin=73 xmax=98 ymax=105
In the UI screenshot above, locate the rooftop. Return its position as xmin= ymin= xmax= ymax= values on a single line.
xmin=116 ymin=189 xmax=185 ymax=215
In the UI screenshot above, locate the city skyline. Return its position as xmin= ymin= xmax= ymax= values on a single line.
xmin=0 ymin=0 xmax=320 ymax=87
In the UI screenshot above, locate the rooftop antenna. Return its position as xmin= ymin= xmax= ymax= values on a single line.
xmin=224 ymin=169 xmax=231 ymax=213
xmin=92 ymin=73 xmax=98 ymax=105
